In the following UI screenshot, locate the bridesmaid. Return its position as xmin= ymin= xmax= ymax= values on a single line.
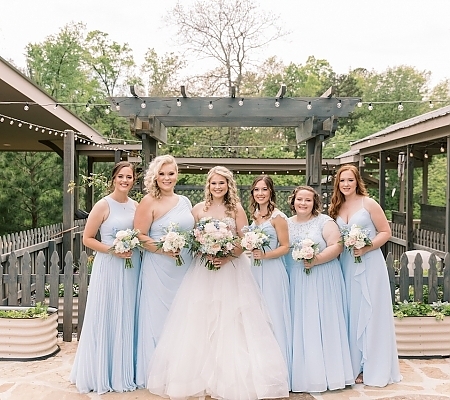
xmin=329 ymin=164 xmax=402 ymax=386
xmin=70 ymin=161 xmax=140 ymax=394
xmin=134 ymin=154 xmax=194 ymax=388
xmin=285 ymin=185 xmax=354 ymax=393
xmin=248 ymin=175 xmax=291 ymax=376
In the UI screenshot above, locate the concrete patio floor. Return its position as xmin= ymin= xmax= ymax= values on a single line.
xmin=1 ymin=339 xmax=450 ymax=400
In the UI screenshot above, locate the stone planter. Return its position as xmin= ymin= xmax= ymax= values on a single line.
xmin=394 ymin=316 xmax=450 ymax=357
xmin=0 ymin=306 xmax=59 ymax=360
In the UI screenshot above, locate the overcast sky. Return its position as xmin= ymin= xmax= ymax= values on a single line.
xmin=1 ymin=0 xmax=449 ymax=88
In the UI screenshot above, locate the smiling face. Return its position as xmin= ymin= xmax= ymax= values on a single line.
xmin=252 ymin=179 xmax=271 ymax=206
xmin=156 ymin=162 xmax=178 ymax=192
xmin=209 ymin=173 xmax=228 ymax=201
xmin=113 ymin=166 xmax=134 ymax=193
xmin=293 ymin=189 xmax=314 ymax=218
xmin=338 ymin=169 xmax=358 ymax=197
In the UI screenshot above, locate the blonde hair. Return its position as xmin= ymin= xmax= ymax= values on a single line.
xmin=143 ymin=155 xmax=178 ymax=199
xmin=204 ymin=166 xmax=240 ymax=217
xmin=328 ymin=164 xmax=369 ymax=219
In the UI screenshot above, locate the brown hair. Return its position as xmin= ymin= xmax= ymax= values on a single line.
xmin=204 ymin=166 xmax=239 ymax=217
xmin=328 ymin=164 xmax=369 ymax=219
xmin=108 ymin=161 xmax=136 ymax=192
xmin=249 ymin=175 xmax=276 ymax=220
xmin=288 ymin=185 xmax=322 ymax=217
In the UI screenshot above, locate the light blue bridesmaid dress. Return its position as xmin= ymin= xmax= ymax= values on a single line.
xmin=337 ymin=199 xmax=402 ymax=387
xmin=285 ymin=213 xmax=354 ymax=393
xmin=250 ymin=210 xmax=292 ymax=378
xmin=70 ymin=195 xmax=141 ymax=394
xmin=135 ymin=195 xmax=194 ymax=388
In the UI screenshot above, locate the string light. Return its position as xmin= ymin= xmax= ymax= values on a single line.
xmin=336 ymin=100 xmax=342 ymax=109
xmin=424 ymin=150 xmax=429 ymax=159
xmin=85 ymin=103 xmax=91 ymax=112
xmin=429 ymin=101 xmax=434 ymax=109
xmin=440 ymin=143 xmax=445 ymax=153
xmin=115 ymin=103 xmax=121 ymax=111
xmin=176 ymin=98 xmax=181 ymax=107
xmin=208 ymin=101 xmax=213 ymax=110
xmin=409 ymin=147 xmax=414 ymax=158
xmin=275 ymin=98 xmax=280 ymax=107
xmin=140 ymin=101 xmax=146 ymax=109
xmin=24 ymin=103 xmax=29 ymax=111
xmin=307 ymin=101 xmax=312 ymax=110
xmin=368 ymin=103 xmax=373 ymax=111
xmin=238 ymin=98 xmax=244 ymax=106
xmin=397 ymin=102 xmax=403 ymax=111
xmin=357 ymin=99 xmax=363 ymax=108
xmin=105 ymin=106 xmax=110 ymax=115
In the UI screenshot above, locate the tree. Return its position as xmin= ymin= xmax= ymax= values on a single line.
xmin=168 ymin=0 xmax=288 ymax=96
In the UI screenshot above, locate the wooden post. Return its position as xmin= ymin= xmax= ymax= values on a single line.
xmin=422 ymin=151 xmax=429 ymax=204
xmin=379 ymin=151 xmax=387 ymax=256
xmin=406 ymin=144 xmax=414 ymax=251
xmin=63 ymin=130 xmax=75 ymax=256
xmin=446 ymin=136 xmax=450 ymax=253
xmin=141 ymin=133 xmax=157 ymax=171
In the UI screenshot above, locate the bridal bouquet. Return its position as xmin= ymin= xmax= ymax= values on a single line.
xmin=190 ymin=217 xmax=238 ymax=271
xmin=241 ymin=226 xmax=271 ymax=266
xmin=156 ymin=222 xmax=190 ymax=266
xmin=292 ymin=238 xmax=320 ymax=275
xmin=340 ymin=224 xmax=372 ymax=263
xmin=110 ymin=228 xmax=143 ymax=268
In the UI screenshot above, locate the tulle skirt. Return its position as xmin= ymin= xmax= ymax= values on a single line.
xmin=147 ymin=254 xmax=289 ymax=400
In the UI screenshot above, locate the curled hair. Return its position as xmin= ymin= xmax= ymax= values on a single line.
xmin=143 ymin=155 xmax=178 ymax=199
xmin=288 ymin=185 xmax=322 ymax=217
xmin=328 ymin=164 xmax=368 ymax=219
xmin=204 ymin=166 xmax=239 ymax=217
xmin=249 ymin=175 xmax=276 ymax=220
xmin=108 ymin=161 xmax=136 ymax=193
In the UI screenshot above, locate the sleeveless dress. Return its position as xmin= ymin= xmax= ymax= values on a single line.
xmin=135 ymin=195 xmax=194 ymax=388
xmin=250 ymin=210 xmax=292 ymax=379
xmin=147 ymin=217 xmax=289 ymax=400
xmin=70 ymin=195 xmax=140 ymax=394
xmin=336 ymin=202 xmax=402 ymax=387
xmin=285 ymin=213 xmax=354 ymax=393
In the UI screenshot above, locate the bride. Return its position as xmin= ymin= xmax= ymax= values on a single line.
xmin=146 ymin=166 xmax=289 ymax=400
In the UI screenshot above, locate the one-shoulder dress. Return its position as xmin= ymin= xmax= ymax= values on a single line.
xmin=135 ymin=195 xmax=194 ymax=388
xmin=70 ymin=195 xmax=140 ymax=394
xmin=285 ymin=213 xmax=354 ymax=393
xmin=337 ymin=204 xmax=402 ymax=387
xmin=147 ymin=217 xmax=289 ymax=400
xmin=250 ymin=210 xmax=291 ymax=377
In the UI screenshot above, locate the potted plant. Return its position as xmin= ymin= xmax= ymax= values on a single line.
xmin=45 ymin=283 xmax=80 ymax=326
xmin=393 ymin=301 xmax=450 ymax=357
xmin=0 ymin=302 xmax=59 ymax=360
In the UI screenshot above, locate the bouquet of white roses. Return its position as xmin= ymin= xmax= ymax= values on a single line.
xmin=190 ymin=217 xmax=238 ymax=271
xmin=340 ymin=224 xmax=372 ymax=263
xmin=109 ymin=228 xmax=143 ymax=268
xmin=156 ymin=222 xmax=190 ymax=266
xmin=241 ymin=226 xmax=271 ymax=266
xmin=292 ymin=238 xmax=320 ymax=275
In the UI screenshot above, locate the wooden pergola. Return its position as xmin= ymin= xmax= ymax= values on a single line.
xmin=109 ymin=86 xmax=360 ymax=190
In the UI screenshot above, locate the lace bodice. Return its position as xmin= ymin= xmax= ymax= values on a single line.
xmin=287 ymin=213 xmax=333 ymax=252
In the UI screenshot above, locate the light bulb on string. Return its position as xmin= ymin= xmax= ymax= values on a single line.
xmin=397 ymin=102 xmax=403 ymax=111
xmin=0 ymin=117 xmax=4 ymax=123
xmin=424 ymin=150 xmax=429 ymax=159
xmin=357 ymin=99 xmax=363 ymax=108
xmin=307 ymin=101 xmax=312 ymax=110
xmin=238 ymin=98 xmax=244 ymax=106
xmin=275 ymin=98 xmax=280 ymax=107
xmin=440 ymin=143 xmax=445 ymax=153
xmin=24 ymin=103 xmax=29 ymax=111
xmin=115 ymin=103 xmax=121 ymax=111
xmin=35 ymin=127 xmax=39 ymax=131
xmin=429 ymin=101 xmax=434 ymax=109
xmin=409 ymin=148 xmax=414 ymax=158
xmin=53 ymin=104 xmax=59 ymax=110
xmin=41 ymin=129 xmax=45 ymax=133
xmin=29 ymin=124 xmax=32 ymax=129
xmin=140 ymin=101 xmax=146 ymax=109
xmin=18 ymin=122 xmax=22 ymax=127
xmin=336 ymin=100 xmax=342 ymax=108
xmin=105 ymin=106 xmax=110 ymax=115
xmin=85 ymin=103 xmax=91 ymax=112
xmin=176 ymin=98 xmax=181 ymax=107
xmin=208 ymin=101 xmax=213 ymax=110
xmin=368 ymin=103 xmax=373 ymax=111
xmin=387 ymin=154 xmax=391 ymax=162
xmin=9 ymin=120 xmax=14 ymax=125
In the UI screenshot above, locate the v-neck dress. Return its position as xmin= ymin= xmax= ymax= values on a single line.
xmin=337 ymin=205 xmax=402 ymax=387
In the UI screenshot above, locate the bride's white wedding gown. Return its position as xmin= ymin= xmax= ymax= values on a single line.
xmin=146 ymin=217 xmax=289 ymax=400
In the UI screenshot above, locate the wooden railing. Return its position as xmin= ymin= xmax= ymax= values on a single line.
xmin=387 ymin=221 xmax=447 ymax=261
xmin=2 ymin=247 xmax=450 ymax=343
